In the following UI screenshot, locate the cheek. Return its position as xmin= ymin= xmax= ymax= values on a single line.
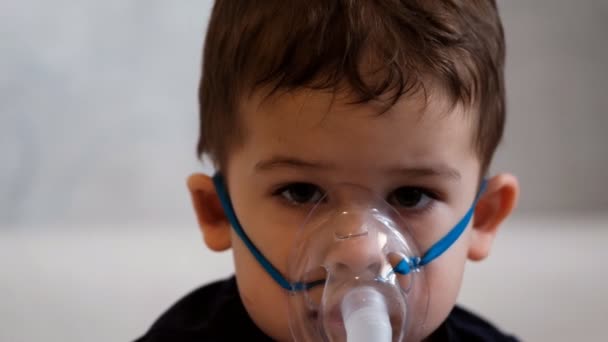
xmin=419 ymin=229 xmax=471 ymax=337
xmin=231 ymin=232 xmax=293 ymax=341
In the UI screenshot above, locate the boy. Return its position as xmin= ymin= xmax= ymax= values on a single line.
xmin=137 ymin=0 xmax=519 ymax=341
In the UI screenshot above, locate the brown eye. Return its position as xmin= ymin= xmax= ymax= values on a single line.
xmin=278 ymin=183 xmax=324 ymax=205
xmin=388 ymin=187 xmax=433 ymax=209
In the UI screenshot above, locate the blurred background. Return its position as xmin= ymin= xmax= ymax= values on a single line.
xmin=1 ymin=0 xmax=606 ymax=341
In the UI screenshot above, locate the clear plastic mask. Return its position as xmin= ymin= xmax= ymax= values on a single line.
xmin=286 ymin=184 xmax=429 ymax=342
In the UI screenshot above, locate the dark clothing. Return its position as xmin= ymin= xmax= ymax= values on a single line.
xmin=135 ymin=277 xmax=519 ymax=342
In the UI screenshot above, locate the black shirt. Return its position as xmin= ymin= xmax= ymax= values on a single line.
xmin=135 ymin=277 xmax=519 ymax=342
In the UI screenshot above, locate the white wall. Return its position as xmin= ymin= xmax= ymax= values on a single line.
xmin=494 ymin=0 xmax=608 ymax=213
xmin=1 ymin=0 xmax=214 ymax=227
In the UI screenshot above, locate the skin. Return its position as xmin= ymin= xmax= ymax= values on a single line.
xmin=187 ymin=87 xmax=519 ymax=341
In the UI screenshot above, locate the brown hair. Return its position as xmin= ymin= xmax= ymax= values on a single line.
xmin=197 ymin=0 xmax=506 ymax=173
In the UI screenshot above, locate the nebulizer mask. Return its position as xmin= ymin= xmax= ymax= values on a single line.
xmin=213 ymin=174 xmax=485 ymax=341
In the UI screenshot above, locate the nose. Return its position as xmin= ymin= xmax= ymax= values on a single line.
xmin=324 ymin=212 xmax=385 ymax=277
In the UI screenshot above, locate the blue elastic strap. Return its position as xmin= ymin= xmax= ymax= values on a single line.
xmin=213 ymin=173 xmax=487 ymax=289
xmin=212 ymin=174 xmax=298 ymax=291
xmin=393 ymin=179 xmax=487 ymax=275
xmin=418 ymin=180 xmax=486 ymax=266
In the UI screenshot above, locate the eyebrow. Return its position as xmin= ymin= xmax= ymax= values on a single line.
xmin=255 ymin=156 xmax=331 ymax=171
xmin=254 ymin=156 xmax=461 ymax=181
xmin=389 ymin=165 xmax=461 ymax=181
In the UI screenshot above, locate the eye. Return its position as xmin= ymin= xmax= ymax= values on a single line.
xmin=275 ymin=182 xmax=325 ymax=205
xmin=387 ymin=187 xmax=434 ymax=211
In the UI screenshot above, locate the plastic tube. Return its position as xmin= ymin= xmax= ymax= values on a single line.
xmin=341 ymin=286 xmax=392 ymax=342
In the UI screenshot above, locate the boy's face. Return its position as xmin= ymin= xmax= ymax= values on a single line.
xmin=189 ymin=87 xmax=518 ymax=341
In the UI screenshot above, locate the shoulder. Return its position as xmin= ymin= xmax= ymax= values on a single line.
xmin=134 ymin=276 xmax=271 ymax=342
xmin=429 ymin=305 xmax=520 ymax=342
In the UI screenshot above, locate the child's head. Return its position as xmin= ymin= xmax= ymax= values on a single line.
xmin=188 ymin=0 xmax=519 ymax=340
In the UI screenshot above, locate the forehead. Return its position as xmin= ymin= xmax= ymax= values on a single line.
xmin=234 ymin=88 xmax=477 ymax=173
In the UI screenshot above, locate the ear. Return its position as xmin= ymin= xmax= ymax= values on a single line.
xmin=468 ymin=173 xmax=519 ymax=261
xmin=187 ymin=173 xmax=232 ymax=251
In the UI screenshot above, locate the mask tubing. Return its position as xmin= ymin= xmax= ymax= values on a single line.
xmin=341 ymin=287 xmax=392 ymax=342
